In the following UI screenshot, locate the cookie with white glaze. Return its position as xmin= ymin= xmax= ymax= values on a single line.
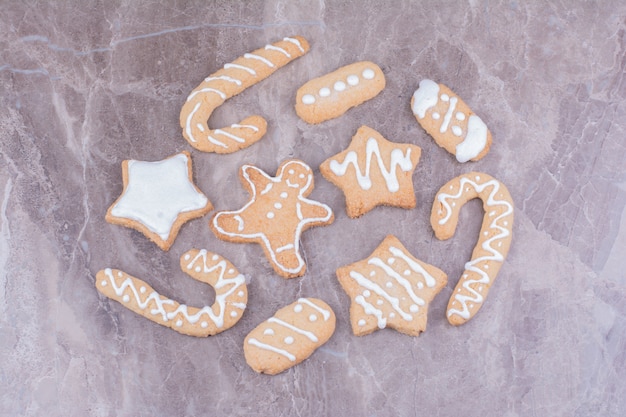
xmin=244 ymin=298 xmax=336 ymax=375
xmin=411 ymin=79 xmax=492 ymax=163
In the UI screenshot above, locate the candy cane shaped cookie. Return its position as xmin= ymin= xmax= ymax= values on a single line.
xmin=95 ymin=249 xmax=247 ymax=336
xmin=179 ymin=36 xmax=309 ymax=154
xmin=430 ymin=172 xmax=514 ymax=325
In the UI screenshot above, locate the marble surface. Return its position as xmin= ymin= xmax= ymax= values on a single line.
xmin=1 ymin=1 xmax=625 ymax=416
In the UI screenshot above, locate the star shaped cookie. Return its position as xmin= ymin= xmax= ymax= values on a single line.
xmin=106 ymin=151 xmax=213 ymax=251
xmin=320 ymin=125 xmax=421 ymax=218
xmin=210 ymin=159 xmax=334 ymax=278
xmin=336 ymin=235 xmax=447 ymax=336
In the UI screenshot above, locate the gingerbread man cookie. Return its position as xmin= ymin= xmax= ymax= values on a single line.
xmin=210 ymin=159 xmax=334 ymax=278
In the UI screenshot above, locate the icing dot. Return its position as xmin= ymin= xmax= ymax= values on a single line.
xmin=386 ymin=282 xmax=393 ymax=288
xmin=212 ymin=254 xmax=219 ymax=261
xmin=503 ymin=221 xmax=509 ymax=226
xmin=376 ymin=299 xmax=383 ymax=306
xmin=441 ymin=94 xmax=450 ymax=101
xmin=334 ymin=81 xmax=346 ymax=91
xmin=294 ymin=304 xmax=303 ymax=313
xmin=410 ymin=305 xmax=419 ymax=313
xmin=274 ymin=202 xmax=282 ymax=209
xmin=358 ymin=319 xmax=366 ymax=326
xmin=319 ymin=87 xmax=331 ymax=97
xmin=387 ymin=257 xmax=395 ymax=265
xmin=228 ymin=268 xmax=235 ymax=274
xmin=230 ymin=311 xmax=238 ymax=318
xmin=100 ymin=280 xmax=107 ymax=287
xmin=122 ymin=295 xmax=130 ymax=303
xmin=498 ymin=242 xmax=503 ymax=247
xmin=484 ymin=264 xmax=490 ymax=270
xmin=309 ymin=314 xmax=317 ymax=322
xmin=238 ymin=290 xmax=245 ymax=297
xmin=417 ymin=282 xmax=424 ymax=289
xmin=452 ymin=126 xmax=463 ymax=136
xmin=451 ymin=202 xmax=456 ymax=207
xmin=347 ymin=74 xmax=359 ymax=85
xmin=362 ymin=68 xmax=375 ymax=79
xmin=140 ymin=286 xmax=146 ymax=294
xmin=363 ymin=290 xmax=371 ymax=297
xmin=117 ymin=271 xmax=123 ymax=277
xmin=267 ymin=212 xmax=275 ymax=219
xmin=299 ymin=173 xmax=305 ymax=179
xmin=176 ymin=320 xmax=183 ymax=327
xmin=280 ymin=192 xmax=288 ymax=198
xmin=195 ymin=266 xmax=201 ymax=272
xmin=432 ymin=112 xmax=441 ymax=120
xmin=389 ymin=312 xmax=396 ymax=319
xmin=184 ymin=254 xmax=191 ymax=260
xmin=263 ymin=328 xmax=274 ymax=336
xmin=284 ymin=336 xmax=294 ymax=345
xmin=302 ymin=94 xmax=315 ymax=104
xmin=455 ymin=112 xmax=466 ymax=121
xmin=201 ymin=322 xmax=208 ymax=328
xmin=288 ymin=169 xmax=295 ymax=175
xmin=484 ymin=231 xmax=489 ymax=236
xmin=450 ymin=185 xmax=454 ymax=189
xmin=476 ymin=175 xmax=481 ymax=181
xmin=403 ymin=269 xmax=411 ymax=276
xmin=369 ymin=270 xmax=376 ymax=277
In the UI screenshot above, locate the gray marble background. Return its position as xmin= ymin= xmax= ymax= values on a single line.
xmin=1 ymin=1 xmax=625 ymax=416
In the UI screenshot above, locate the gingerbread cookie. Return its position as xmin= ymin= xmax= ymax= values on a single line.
xmin=106 ymin=151 xmax=212 ymax=251
xmin=244 ymin=298 xmax=336 ymax=375
xmin=411 ymin=79 xmax=492 ymax=162
xmin=320 ymin=125 xmax=421 ymax=218
xmin=295 ymin=61 xmax=385 ymax=124
xmin=431 ymin=172 xmax=514 ymax=325
xmin=336 ymin=235 xmax=447 ymax=337
xmin=96 ymin=249 xmax=247 ymax=337
xmin=210 ymin=159 xmax=334 ymax=278
xmin=180 ymin=36 xmax=310 ymax=153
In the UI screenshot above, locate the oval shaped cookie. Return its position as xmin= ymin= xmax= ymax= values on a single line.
xmin=295 ymin=61 xmax=385 ymax=124
xmin=411 ymin=79 xmax=492 ymax=163
xmin=244 ymin=298 xmax=336 ymax=375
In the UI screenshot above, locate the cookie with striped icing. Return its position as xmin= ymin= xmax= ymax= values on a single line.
xmin=336 ymin=235 xmax=447 ymax=337
xmin=244 ymin=298 xmax=336 ymax=375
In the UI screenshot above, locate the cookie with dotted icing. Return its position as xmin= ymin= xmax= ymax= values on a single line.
xmin=105 ymin=151 xmax=213 ymax=251
xmin=244 ymin=298 xmax=336 ymax=375
xmin=431 ymin=172 xmax=514 ymax=326
xmin=210 ymin=159 xmax=334 ymax=278
xmin=336 ymin=235 xmax=447 ymax=337
xmin=95 ymin=249 xmax=247 ymax=337
xmin=320 ymin=125 xmax=422 ymax=218
xmin=295 ymin=61 xmax=385 ymax=124
xmin=411 ymin=79 xmax=492 ymax=163
xmin=180 ymin=36 xmax=310 ymax=154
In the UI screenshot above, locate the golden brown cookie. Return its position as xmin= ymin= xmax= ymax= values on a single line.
xmin=320 ymin=125 xmax=421 ymax=218
xmin=96 ymin=249 xmax=247 ymax=336
xmin=105 ymin=151 xmax=212 ymax=251
xmin=411 ymin=79 xmax=492 ymax=162
xmin=336 ymin=235 xmax=447 ymax=337
xmin=210 ymin=159 xmax=334 ymax=278
xmin=431 ymin=172 xmax=514 ymax=325
xmin=244 ymin=298 xmax=336 ymax=375
xmin=295 ymin=61 xmax=385 ymax=124
xmin=180 ymin=36 xmax=310 ymax=153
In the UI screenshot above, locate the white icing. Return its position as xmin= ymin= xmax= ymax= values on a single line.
xmin=349 ymin=271 xmax=412 ymax=321
xmin=347 ymin=75 xmax=359 ymax=86
xmin=358 ymin=319 xmax=366 ymax=326
xmin=248 ymin=338 xmax=295 ymax=362
xmin=224 ymin=63 xmax=256 ymax=75
xmin=283 ymin=37 xmax=305 ymax=53
xmin=185 ymin=102 xmax=202 ymax=143
xmin=455 ymin=112 xmax=466 ymax=121
xmin=298 ymin=298 xmax=331 ymax=321
xmin=368 ymin=257 xmax=426 ymax=307
xmin=319 ymin=87 xmax=331 ymax=97
xmin=309 ymin=314 xmax=317 ymax=322
xmin=244 ymin=53 xmax=275 ymax=68
xmin=302 ymin=94 xmax=315 ymax=104
xmin=452 ymin=126 xmax=463 ymax=136
xmin=432 ymin=112 xmax=440 ymax=120
xmin=284 ymin=336 xmax=294 ymax=345
xmin=214 ymin=129 xmax=245 ymax=143
xmin=294 ymin=304 xmax=303 ymax=313
xmin=230 ymin=123 xmax=259 ymax=132
xmin=362 ymin=68 xmax=375 ymax=79
xmin=334 ymin=81 xmax=346 ymax=91
xmin=411 ymin=79 xmax=440 ymax=118
xmin=268 ymin=317 xmax=318 ymax=342
xmin=355 ymin=295 xmax=386 ymax=329
xmin=264 ymin=328 xmax=275 ymax=335
xmin=455 ymin=115 xmax=488 ymax=163
xmin=265 ymin=44 xmax=291 ymax=58
xmin=204 ymin=75 xmax=242 ymax=86
xmin=187 ymin=87 xmax=226 ymax=101
xmin=436 ymin=176 xmax=513 ymax=320
xmin=388 ymin=246 xmax=437 ymax=287
xmin=329 ymin=137 xmax=414 ymax=192
xmin=440 ymin=94 xmax=449 ymax=101
xmin=440 ymin=96 xmax=458 ymax=133
xmin=109 ymin=153 xmax=209 ymax=241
